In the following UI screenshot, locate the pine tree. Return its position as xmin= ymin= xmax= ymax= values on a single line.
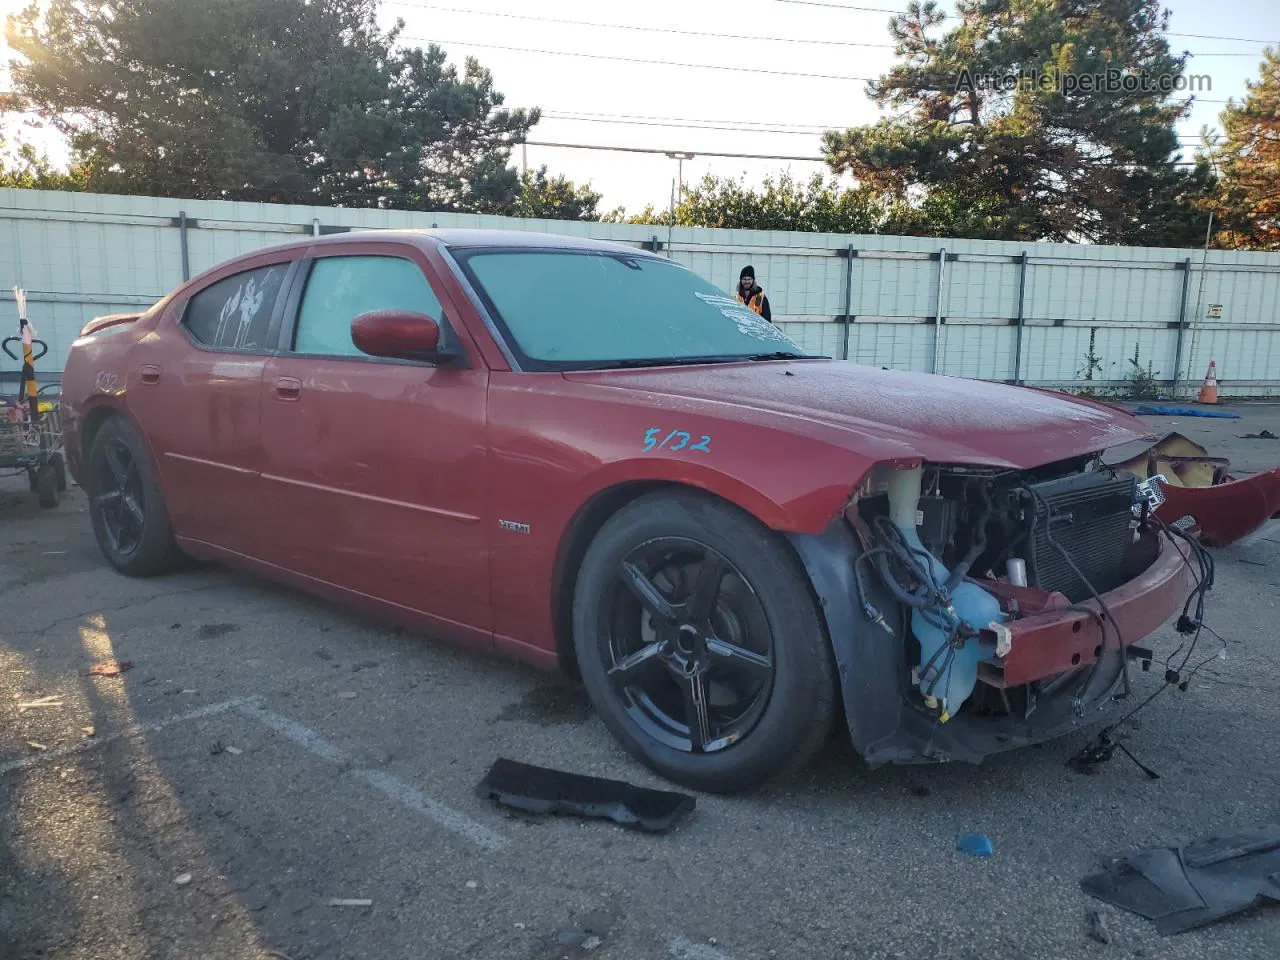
xmin=823 ymin=0 xmax=1207 ymax=244
xmin=4 ymin=0 xmax=539 ymax=211
xmin=1202 ymin=48 xmax=1280 ymax=250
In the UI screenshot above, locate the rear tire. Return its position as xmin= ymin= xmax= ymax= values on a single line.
xmin=51 ymin=451 xmax=67 ymax=492
xmin=86 ymin=416 xmax=186 ymax=577
xmin=572 ymin=490 xmax=838 ymax=794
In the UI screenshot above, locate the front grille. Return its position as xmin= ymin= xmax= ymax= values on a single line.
xmin=1025 ymin=471 xmax=1137 ymax=603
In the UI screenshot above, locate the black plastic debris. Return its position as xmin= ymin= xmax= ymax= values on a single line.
xmin=1081 ymin=824 xmax=1280 ymax=934
xmin=1087 ymin=909 xmax=1112 ymax=944
xmin=475 ymin=758 xmax=695 ymax=833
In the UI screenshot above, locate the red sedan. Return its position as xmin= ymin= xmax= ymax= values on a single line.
xmin=61 ymin=230 xmax=1197 ymax=793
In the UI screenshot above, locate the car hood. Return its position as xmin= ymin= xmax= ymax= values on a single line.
xmin=563 ymin=360 xmax=1150 ymax=469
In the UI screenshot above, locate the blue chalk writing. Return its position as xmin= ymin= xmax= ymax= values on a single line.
xmin=643 ymin=427 xmax=711 ymax=454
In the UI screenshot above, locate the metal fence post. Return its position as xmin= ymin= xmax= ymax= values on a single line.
xmin=932 ymin=248 xmax=947 ymax=375
xmin=1171 ymin=257 xmax=1192 ymax=397
xmin=1012 ymin=252 xmax=1029 ymax=384
xmin=841 ymin=243 xmax=856 ymax=360
xmin=178 ymin=211 xmax=190 ymax=282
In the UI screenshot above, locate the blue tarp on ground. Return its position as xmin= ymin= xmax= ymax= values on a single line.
xmin=1130 ymin=404 xmax=1242 ymax=420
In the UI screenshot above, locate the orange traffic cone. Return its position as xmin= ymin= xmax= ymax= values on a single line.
xmin=1198 ymin=360 xmax=1218 ymax=404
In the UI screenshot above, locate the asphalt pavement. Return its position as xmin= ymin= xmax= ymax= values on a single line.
xmin=2 ymin=403 xmax=1278 ymax=960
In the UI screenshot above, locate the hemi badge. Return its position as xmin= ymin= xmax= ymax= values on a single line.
xmin=498 ymin=520 xmax=531 ymax=534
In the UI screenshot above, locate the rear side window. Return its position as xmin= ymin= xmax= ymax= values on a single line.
xmin=183 ymin=264 xmax=287 ymax=351
xmin=293 ymin=255 xmax=444 ymax=358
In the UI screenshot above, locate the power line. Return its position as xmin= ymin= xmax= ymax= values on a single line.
xmin=543 ymin=110 xmax=1217 ymax=141
xmin=772 ymin=1 xmax=898 ymax=11
xmin=401 ymin=36 xmax=1230 ymax=101
xmin=387 ymin=2 xmax=895 ymax=48
xmin=388 ymin=1 xmax=1271 ymax=58
xmin=1168 ymin=32 xmax=1279 ymax=45
xmin=399 ymin=36 xmax=878 ymax=81
xmin=523 ymin=139 xmax=1201 ymax=167
xmin=401 ymin=36 xmax=1239 ymax=99
xmin=524 ymin=140 xmax=829 ymax=162
xmin=770 ymin=0 xmax=1278 ymax=45
xmin=545 ymin=114 xmax=830 ymax=136
xmin=543 ymin=109 xmax=836 ymax=131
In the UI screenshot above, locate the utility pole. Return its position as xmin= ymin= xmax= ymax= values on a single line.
xmin=665 ymin=152 xmax=695 ymax=198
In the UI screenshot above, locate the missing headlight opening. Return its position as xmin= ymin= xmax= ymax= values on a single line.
xmin=852 ymin=455 xmax=1155 ymax=726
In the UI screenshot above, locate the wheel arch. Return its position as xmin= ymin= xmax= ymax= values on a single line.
xmin=77 ymin=402 xmax=167 ymax=493
xmin=549 ymin=477 xmax=836 ymax=680
xmin=79 ymin=402 xmax=132 ymax=469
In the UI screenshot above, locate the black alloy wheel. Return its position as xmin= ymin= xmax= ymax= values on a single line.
xmin=93 ymin=435 xmax=147 ymax=557
xmin=604 ymin=538 xmax=775 ymax=754
xmin=572 ymin=491 xmax=838 ymax=794
xmin=86 ymin=416 xmax=186 ymax=577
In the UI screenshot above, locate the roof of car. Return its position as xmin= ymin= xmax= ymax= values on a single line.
xmin=191 ymin=228 xmax=665 ymax=289
xmin=289 ymin=228 xmax=656 ymax=256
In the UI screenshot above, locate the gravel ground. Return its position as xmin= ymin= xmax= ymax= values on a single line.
xmin=1 ymin=403 xmax=1278 ymax=960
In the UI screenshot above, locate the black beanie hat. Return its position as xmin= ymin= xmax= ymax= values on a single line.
xmin=740 ymin=265 xmax=755 ymax=281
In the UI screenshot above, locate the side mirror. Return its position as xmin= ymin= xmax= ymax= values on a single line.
xmin=350 ymin=310 xmax=462 ymax=365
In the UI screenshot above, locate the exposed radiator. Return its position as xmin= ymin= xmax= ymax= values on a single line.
xmin=1025 ymin=471 xmax=1138 ymax=603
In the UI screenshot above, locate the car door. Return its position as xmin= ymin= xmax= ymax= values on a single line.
xmin=256 ymin=245 xmax=492 ymax=639
xmin=128 ymin=256 xmax=294 ymax=552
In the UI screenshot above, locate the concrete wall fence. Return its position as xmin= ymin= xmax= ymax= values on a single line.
xmin=3 ymin=187 xmax=1279 ymax=397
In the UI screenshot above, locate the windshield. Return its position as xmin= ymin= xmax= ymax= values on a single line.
xmin=452 ymin=248 xmax=806 ymax=370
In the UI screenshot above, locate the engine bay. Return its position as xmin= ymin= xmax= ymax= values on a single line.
xmin=851 ymin=457 xmax=1150 ymax=725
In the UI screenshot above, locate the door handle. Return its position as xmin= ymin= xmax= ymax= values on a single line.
xmin=139 ymin=364 xmax=161 ymax=384
xmin=274 ymin=377 xmax=302 ymax=401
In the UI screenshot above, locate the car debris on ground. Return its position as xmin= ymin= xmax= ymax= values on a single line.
xmin=476 ymin=758 xmax=696 ymax=833
xmin=1102 ymin=431 xmax=1280 ymax=547
xmin=1087 ymin=909 xmax=1112 ymax=944
xmin=1081 ymin=824 xmax=1280 ymax=934
xmin=956 ymin=832 xmax=995 ymax=858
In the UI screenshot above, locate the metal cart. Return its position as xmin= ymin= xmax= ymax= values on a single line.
xmin=2 ymin=294 xmax=66 ymax=509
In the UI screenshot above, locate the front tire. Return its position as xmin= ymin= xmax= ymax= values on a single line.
xmin=572 ymin=490 xmax=838 ymax=794
xmin=86 ymin=416 xmax=185 ymax=577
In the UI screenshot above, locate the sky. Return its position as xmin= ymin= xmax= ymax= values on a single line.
xmin=2 ymin=0 xmax=1279 ymax=214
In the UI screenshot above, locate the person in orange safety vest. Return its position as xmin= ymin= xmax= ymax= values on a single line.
xmin=735 ymin=265 xmax=773 ymax=324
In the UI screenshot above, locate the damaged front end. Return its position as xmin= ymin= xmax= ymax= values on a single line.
xmin=790 ymin=454 xmax=1199 ymax=766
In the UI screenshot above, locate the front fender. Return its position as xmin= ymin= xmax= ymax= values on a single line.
xmin=574 ymin=451 xmax=867 ymax=535
xmin=785 ymin=521 xmax=922 ymax=763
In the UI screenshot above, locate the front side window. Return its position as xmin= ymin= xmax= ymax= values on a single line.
xmin=452 ymin=249 xmax=801 ymax=370
xmin=183 ymin=264 xmax=287 ymax=351
xmin=293 ymin=255 xmax=444 ymax=358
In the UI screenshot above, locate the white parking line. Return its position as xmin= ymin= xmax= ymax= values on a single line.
xmin=240 ymin=703 xmax=352 ymax=765
xmin=669 ymin=935 xmax=738 ymax=960
xmin=0 ymin=697 xmax=260 ymax=776
xmin=352 ymin=768 xmax=507 ymax=853
xmin=237 ymin=704 xmax=508 ymax=852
